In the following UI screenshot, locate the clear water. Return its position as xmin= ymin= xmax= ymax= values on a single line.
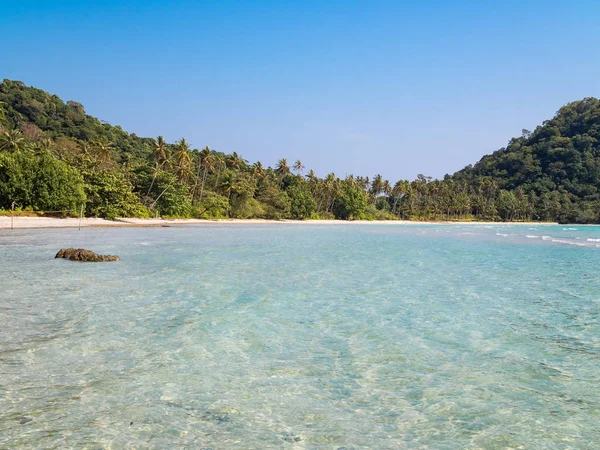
xmin=1 ymin=223 xmax=599 ymax=449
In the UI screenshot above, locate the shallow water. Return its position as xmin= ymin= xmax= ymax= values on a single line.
xmin=1 ymin=223 xmax=600 ymax=448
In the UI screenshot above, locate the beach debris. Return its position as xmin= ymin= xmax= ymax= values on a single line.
xmin=55 ymin=248 xmax=120 ymax=262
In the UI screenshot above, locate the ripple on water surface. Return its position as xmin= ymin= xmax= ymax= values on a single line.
xmin=1 ymin=224 xmax=600 ymax=448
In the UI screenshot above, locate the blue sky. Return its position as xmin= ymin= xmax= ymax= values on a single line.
xmin=3 ymin=0 xmax=600 ymax=180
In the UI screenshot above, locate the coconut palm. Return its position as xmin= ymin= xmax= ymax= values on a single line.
xmin=293 ymin=159 xmax=305 ymax=175
xmin=213 ymin=155 xmax=226 ymax=189
xmin=369 ymin=174 xmax=384 ymax=200
xmin=252 ymin=161 xmax=265 ymax=179
xmin=153 ymin=136 xmax=169 ymax=168
xmin=276 ymin=158 xmax=291 ymax=177
xmin=92 ymin=137 xmax=115 ymax=164
xmin=146 ymin=161 xmax=162 ymax=196
xmin=227 ymin=152 xmax=246 ymax=170
xmin=33 ymin=138 xmax=54 ymax=155
xmin=0 ymin=101 xmax=8 ymax=128
xmin=173 ymin=138 xmax=193 ymax=183
xmin=194 ymin=146 xmax=214 ymax=203
xmin=0 ymin=129 xmax=27 ymax=152
xmin=220 ymin=171 xmax=237 ymax=199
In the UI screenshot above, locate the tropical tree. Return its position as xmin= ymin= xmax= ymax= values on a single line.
xmin=0 ymin=129 xmax=27 ymax=152
xmin=195 ymin=146 xmax=214 ymax=203
xmin=227 ymin=151 xmax=246 ymax=170
xmin=276 ymin=158 xmax=291 ymax=177
xmin=153 ymin=136 xmax=169 ymax=168
xmin=91 ymin=137 xmax=115 ymax=165
xmin=173 ymin=138 xmax=193 ymax=183
xmin=0 ymin=101 xmax=7 ymax=128
xmin=293 ymin=159 xmax=305 ymax=175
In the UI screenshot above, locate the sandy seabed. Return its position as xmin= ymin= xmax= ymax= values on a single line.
xmin=0 ymin=216 xmax=558 ymax=229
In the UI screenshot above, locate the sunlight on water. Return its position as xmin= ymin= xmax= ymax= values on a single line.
xmin=1 ymin=224 xmax=600 ymax=448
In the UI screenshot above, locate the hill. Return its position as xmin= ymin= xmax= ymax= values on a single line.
xmin=452 ymin=98 xmax=600 ymax=222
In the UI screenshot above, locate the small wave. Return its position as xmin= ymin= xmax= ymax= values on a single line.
xmin=563 ymin=228 xmax=578 ymax=231
xmin=542 ymin=236 xmax=552 ymax=240
xmin=526 ymin=235 xmax=539 ymax=239
xmin=587 ymin=238 xmax=600 ymax=242
xmin=138 ymin=242 xmax=152 ymax=246
xmin=552 ymin=239 xmax=586 ymax=247
xmin=496 ymin=233 xmax=508 ymax=237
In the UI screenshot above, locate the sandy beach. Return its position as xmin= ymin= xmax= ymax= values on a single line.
xmin=0 ymin=216 xmax=560 ymax=229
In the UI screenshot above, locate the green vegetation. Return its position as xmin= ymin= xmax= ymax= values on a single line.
xmin=1 ymin=79 xmax=599 ymax=222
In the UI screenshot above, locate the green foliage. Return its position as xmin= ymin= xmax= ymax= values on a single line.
xmin=232 ymin=197 xmax=265 ymax=219
xmin=453 ymin=98 xmax=600 ymax=222
xmin=2 ymin=79 xmax=600 ymax=223
xmin=82 ymin=168 xmax=149 ymax=219
xmin=287 ymin=183 xmax=316 ymax=219
xmin=334 ymin=182 xmax=368 ymax=220
xmin=195 ymin=191 xmax=229 ymax=218
xmin=256 ymin=185 xmax=290 ymax=219
xmin=0 ymin=150 xmax=85 ymax=213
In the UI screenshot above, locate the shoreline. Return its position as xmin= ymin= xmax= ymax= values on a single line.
xmin=0 ymin=216 xmax=562 ymax=229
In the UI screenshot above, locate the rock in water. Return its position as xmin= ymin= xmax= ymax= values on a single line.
xmin=55 ymin=248 xmax=120 ymax=262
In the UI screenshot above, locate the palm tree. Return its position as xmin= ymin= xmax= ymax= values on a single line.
xmin=213 ymin=155 xmax=226 ymax=190
xmin=293 ymin=160 xmax=305 ymax=175
xmin=146 ymin=161 xmax=162 ymax=196
xmin=153 ymin=136 xmax=169 ymax=168
xmin=193 ymin=146 xmax=214 ymax=203
xmin=227 ymin=152 xmax=246 ymax=170
xmin=33 ymin=138 xmax=54 ymax=155
xmin=147 ymin=137 xmax=170 ymax=197
xmin=0 ymin=101 xmax=8 ymax=128
xmin=92 ymin=137 xmax=115 ymax=164
xmin=173 ymin=138 xmax=193 ymax=183
xmin=391 ymin=180 xmax=408 ymax=215
xmin=0 ymin=129 xmax=27 ymax=152
xmin=276 ymin=158 xmax=291 ymax=177
xmin=369 ymin=174 xmax=384 ymax=200
xmin=220 ymin=171 xmax=238 ymax=199
xmin=382 ymin=179 xmax=391 ymax=198
xmin=252 ymin=161 xmax=265 ymax=179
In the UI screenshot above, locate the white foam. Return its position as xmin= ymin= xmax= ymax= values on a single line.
xmin=542 ymin=236 xmax=552 ymax=240
xmin=552 ymin=239 xmax=586 ymax=246
xmin=496 ymin=233 xmax=508 ymax=237
xmin=587 ymin=238 xmax=600 ymax=242
xmin=526 ymin=235 xmax=539 ymax=238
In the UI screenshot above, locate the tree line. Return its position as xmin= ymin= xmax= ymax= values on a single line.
xmin=0 ymin=79 xmax=597 ymax=222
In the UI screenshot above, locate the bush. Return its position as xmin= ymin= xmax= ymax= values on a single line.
xmin=333 ymin=183 xmax=368 ymax=220
xmin=82 ymin=168 xmax=149 ymax=219
xmin=287 ymin=184 xmax=316 ymax=219
xmin=0 ymin=150 xmax=85 ymax=213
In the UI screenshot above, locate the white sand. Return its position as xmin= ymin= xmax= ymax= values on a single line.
xmin=0 ymin=216 xmax=558 ymax=229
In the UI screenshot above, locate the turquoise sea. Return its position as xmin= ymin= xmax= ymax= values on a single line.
xmin=1 ymin=223 xmax=599 ymax=448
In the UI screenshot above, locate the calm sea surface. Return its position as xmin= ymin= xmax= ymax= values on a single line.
xmin=1 ymin=224 xmax=599 ymax=448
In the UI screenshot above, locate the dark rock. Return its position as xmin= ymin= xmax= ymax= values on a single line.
xmin=55 ymin=248 xmax=119 ymax=262
xmin=17 ymin=417 xmax=32 ymax=424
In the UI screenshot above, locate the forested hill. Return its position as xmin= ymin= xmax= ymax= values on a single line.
xmin=1 ymin=78 xmax=600 ymax=223
xmin=451 ymin=98 xmax=600 ymax=221
xmin=0 ymin=79 xmax=153 ymax=163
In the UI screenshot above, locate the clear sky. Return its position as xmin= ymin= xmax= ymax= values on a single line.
xmin=3 ymin=0 xmax=600 ymax=180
